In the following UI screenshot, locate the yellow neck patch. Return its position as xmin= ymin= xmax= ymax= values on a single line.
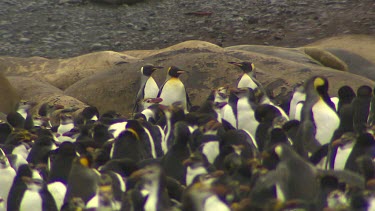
xmin=79 ymin=157 xmax=89 ymax=167
xmin=314 ymin=77 xmax=325 ymax=88
xmin=127 ymin=128 xmax=140 ymax=140
xmin=99 ymin=185 xmax=113 ymax=192
xmin=251 ymin=63 xmax=255 ymax=70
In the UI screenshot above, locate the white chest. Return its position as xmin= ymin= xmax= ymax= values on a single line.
xmin=221 ymin=105 xmax=236 ymax=128
xmin=237 ymin=98 xmax=258 ymax=137
xmin=312 ymin=100 xmax=340 ymax=145
xmin=144 ymin=77 xmax=159 ymax=98
xmin=186 ymin=166 xmax=207 ymax=186
xmin=334 ymin=142 xmax=354 ymax=170
xmin=159 ymin=79 xmax=186 ymax=106
xmin=20 ymin=190 xmax=43 ymax=211
xmin=237 ymin=74 xmax=257 ymax=89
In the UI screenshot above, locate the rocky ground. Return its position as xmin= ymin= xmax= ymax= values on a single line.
xmin=0 ymin=0 xmax=374 ymax=59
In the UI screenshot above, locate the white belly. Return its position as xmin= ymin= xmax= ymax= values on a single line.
xmin=312 ymin=100 xmax=340 ymax=145
xmin=221 ymin=105 xmax=236 ymax=128
xmin=203 ymin=195 xmax=230 ymax=211
xmin=143 ymin=78 xmax=159 ymax=109
xmin=47 ymin=181 xmax=67 ymax=210
xmin=159 ymin=79 xmax=187 ymax=109
xmin=202 ymin=141 xmax=220 ymax=164
xmin=57 ymin=122 xmax=74 ymax=135
xmin=334 ymin=143 xmax=354 ymax=170
xmin=0 ymin=167 xmax=16 ymax=210
xmin=237 ymin=98 xmax=258 ymax=137
xmin=289 ymin=92 xmax=306 ymax=120
xmin=20 ymin=190 xmax=43 ymax=211
xmin=237 ymin=74 xmax=257 ymax=89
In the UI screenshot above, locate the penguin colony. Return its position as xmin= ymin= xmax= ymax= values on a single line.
xmin=0 ymin=62 xmax=375 ymax=211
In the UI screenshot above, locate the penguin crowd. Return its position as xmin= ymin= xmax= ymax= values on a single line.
xmin=0 ymin=62 xmax=375 ymax=211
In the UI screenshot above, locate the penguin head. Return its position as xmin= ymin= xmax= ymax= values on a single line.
xmin=81 ymin=106 xmax=100 ymax=121
xmin=7 ymin=111 xmax=25 ymax=128
xmin=77 ymin=154 xmax=94 ymax=168
xmin=167 ymin=66 xmax=186 ymax=78
xmin=356 ymin=85 xmax=372 ymax=97
xmin=313 ymin=76 xmax=329 ymax=95
xmin=16 ymin=100 xmax=36 ymax=113
xmin=141 ymin=65 xmax=163 ymax=77
xmin=274 ymin=143 xmax=296 ymax=161
xmin=338 ymin=85 xmax=356 ymax=102
xmin=228 ymin=61 xmax=255 ymax=74
xmin=38 ymin=102 xmax=64 ymax=117
xmin=211 ymin=86 xmax=229 ymax=106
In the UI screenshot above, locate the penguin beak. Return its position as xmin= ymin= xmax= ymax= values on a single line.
xmin=228 ymin=62 xmax=242 ymax=67
xmin=153 ymin=66 xmax=164 ymax=71
xmin=177 ymin=70 xmax=186 ymax=74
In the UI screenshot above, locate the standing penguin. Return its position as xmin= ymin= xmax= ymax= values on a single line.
xmin=158 ymin=66 xmax=192 ymax=113
xmin=228 ymin=61 xmax=260 ymax=89
xmin=133 ymin=65 xmax=163 ymax=113
xmin=7 ymin=164 xmax=57 ymax=211
xmin=251 ymin=144 xmax=319 ymax=203
xmin=0 ymin=149 xmax=16 ymax=211
xmin=352 ymin=85 xmax=372 ymax=134
xmin=300 ymin=76 xmax=340 ymax=148
xmin=232 ymin=87 xmax=259 ymax=138
xmin=64 ymin=154 xmax=100 ymax=207
xmin=161 ymin=121 xmax=192 ymax=185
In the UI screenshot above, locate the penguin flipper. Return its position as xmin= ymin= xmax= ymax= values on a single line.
xmin=317 ymin=169 xmax=365 ymax=189
xmin=309 ymin=144 xmax=329 ymax=165
xmin=157 ymin=80 xmax=168 ymax=98
xmin=185 ymin=87 xmax=192 ymax=111
xmin=251 ymin=169 xmax=282 ymax=194
xmin=133 ymin=87 xmax=145 ymax=114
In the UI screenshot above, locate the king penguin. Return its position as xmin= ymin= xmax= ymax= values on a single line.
xmin=0 ymin=148 xmax=16 ymax=211
xmin=352 ymin=85 xmax=372 ymax=134
xmin=64 ymin=154 xmax=100 ymax=207
xmin=300 ymin=76 xmax=340 ymax=148
xmin=232 ymin=87 xmax=259 ymax=138
xmin=157 ymin=66 xmax=192 ymax=113
xmin=133 ymin=65 xmax=163 ymax=113
xmin=7 ymin=164 xmax=58 ymax=211
xmin=228 ymin=61 xmax=260 ymax=89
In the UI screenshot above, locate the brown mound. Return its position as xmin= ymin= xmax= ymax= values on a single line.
xmin=64 ymin=41 xmax=375 ymax=116
xmin=7 ymin=76 xmax=87 ymax=125
xmin=0 ymin=73 xmax=20 ymax=114
xmin=0 ymin=51 xmax=140 ymax=90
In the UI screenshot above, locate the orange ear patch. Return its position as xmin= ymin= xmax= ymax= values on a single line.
xmin=79 ymin=157 xmax=89 ymax=167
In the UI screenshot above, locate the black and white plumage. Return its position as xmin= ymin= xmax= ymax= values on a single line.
xmin=299 ymin=76 xmax=340 ymax=152
xmin=134 ymin=65 xmax=163 ymax=113
xmin=158 ymin=66 xmax=192 ymax=113
xmin=229 ymin=61 xmax=259 ymax=89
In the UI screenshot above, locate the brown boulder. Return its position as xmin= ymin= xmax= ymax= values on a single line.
xmin=0 ymin=51 xmax=140 ymax=90
xmin=0 ymin=73 xmax=20 ymax=114
xmin=7 ymin=76 xmax=87 ymax=125
xmin=65 ymin=40 xmax=375 ymax=116
xmin=304 ymin=35 xmax=375 ymax=80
